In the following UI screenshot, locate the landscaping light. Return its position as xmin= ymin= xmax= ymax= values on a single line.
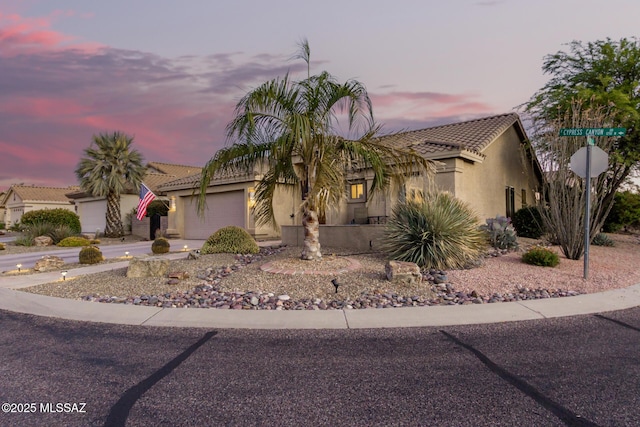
xmin=331 ymin=278 xmax=340 ymax=294
xmin=183 ymin=245 xmax=188 ymax=251
xmin=61 ymin=271 xmax=67 ymax=280
xmin=125 ymin=251 xmax=130 ymax=257
xmin=16 ymin=264 xmax=22 ymax=272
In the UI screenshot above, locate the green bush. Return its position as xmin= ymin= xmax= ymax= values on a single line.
xmin=381 ymin=192 xmax=487 ymax=269
xmin=603 ymin=191 xmax=640 ymax=232
xmin=20 ymin=209 xmax=81 ymax=234
xmin=522 ymin=245 xmax=559 ymax=267
xmin=47 ymin=225 xmax=77 ymax=244
xmin=591 ymin=233 xmax=615 ymax=247
xmin=0 ymin=222 xmax=5 ymax=230
xmin=201 ymin=226 xmax=259 ymax=255
xmin=146 ymin=200 xmax=169 ymax=217
xmin=58 ymin=236 xmax=91 ymax=247
xmin=151 ymin=237 xmax=171 ymax=254
xmin=9 ymin=222 xmax=24 ymax=232
xmin=481 ymin=216 xmax=519 ymax=251
xmin=14 ymin=235 xmax=33 ymax=246
xmin=79 ymin=246 xmax=103 ymax=264
xmin=512 ymin=206 xmax=545 ymax=239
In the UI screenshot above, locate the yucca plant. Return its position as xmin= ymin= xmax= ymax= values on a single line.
xmin=381 ymin=192 xmax=487 ymax=269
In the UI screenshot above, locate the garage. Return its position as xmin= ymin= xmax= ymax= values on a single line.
xmin=182 ymin=191 xmax=245 ymax=239
xmin=78 ymin=200 xmax=106 ymax=233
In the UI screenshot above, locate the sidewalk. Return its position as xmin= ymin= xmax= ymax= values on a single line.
xmin=1 ymin=244 xmax=639 ymax=329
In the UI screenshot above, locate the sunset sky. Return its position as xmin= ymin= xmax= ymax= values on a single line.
xmin=1 ymin=0 xmax=638 ymax=191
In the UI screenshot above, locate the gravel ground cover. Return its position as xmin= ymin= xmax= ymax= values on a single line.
xmin=14 ymin=233 xmax=640 ymax=310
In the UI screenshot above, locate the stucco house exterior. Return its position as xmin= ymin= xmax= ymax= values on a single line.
xmin=0 ymin=184 xmax=79 ymax=227
xmin=67 ymin=162 xmax=201 ymax=234
xmin=162 ymin=113 xmax=543 ymax=242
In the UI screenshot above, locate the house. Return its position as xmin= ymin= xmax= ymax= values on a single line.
xmin=0 ymin=184 xmax=79 ymax=227
xmin=162 ymin=113 xmax=543 ymax=243
xmin=67 ymin=162 xmax=201 ymax=234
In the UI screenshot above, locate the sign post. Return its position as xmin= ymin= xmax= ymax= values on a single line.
xmin=561 ymin=127 xmax=626 ymax=279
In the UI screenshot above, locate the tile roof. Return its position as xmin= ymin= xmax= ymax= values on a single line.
xmin=7 ymin=185 xmax=79 ymax=203
xmin=159 ymin=169 xmax=259 ymax=191
xmin=146 ymin=162 xmax=202 ymax=178
xmin=377 ymin=113 xmax=522 ymax=157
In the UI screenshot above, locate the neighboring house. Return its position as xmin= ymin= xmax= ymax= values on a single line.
xmin=162 ymin=113 xmax=543 ymax=240
xmin=1 ymin=184 xmax=79 ymax=227
xmin=67 ymin=162 xmax=202 ymax=234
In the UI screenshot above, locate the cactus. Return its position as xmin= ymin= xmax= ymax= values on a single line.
xmin=79 ymin=246 xmax=103 ymax=264
xmin=481 ymin=216 xmax=519 ymax=251
xmin=151 ymin=237 xmax=171 ymax=254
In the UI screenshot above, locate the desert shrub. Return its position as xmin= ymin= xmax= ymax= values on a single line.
xmin=9 ymin=222 xmax=24 ymax=232
xmin=0 ymin=222 xmax=5 ymax=229
xmin=0 ymin=242 xmax=5 ymax=250
xmin=20 ymin=209 xmax=81 ymax=234
xmin=79 ymin=246 xmax=103 ymax=264
xmin=201 ymin=226 xmax=259 ymax=254
xmin=591 ymin=233 xmax=615 ymax=247
xmin=146 ymin=200 xmax=169 ymax=217
xmin=47 ymin=225 xmax=77 ymax=244
xmin=58 ymin=236 xmax=91 ymax=247
xmin=603 ymin=191 xmax=640 ymax=232
xmin=381 ymin=192 xmax=487 ymax=269
xmin=151 ymin=237 xmax=171 ymax=254
xmin=512 ymin=206 xmax=545 ymax=239
xmin=522 ymin=245 xmax=559 ymax=267
xmin=481 ymin=216 xmax=519 ymax=251
xmin=14 ymin=235 xmax=33 ymax=246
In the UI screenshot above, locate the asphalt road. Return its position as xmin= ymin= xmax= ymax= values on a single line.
xmin=1 ymin=308 xmax=639 ymax=426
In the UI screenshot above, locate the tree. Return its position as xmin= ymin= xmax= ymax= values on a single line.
xmin=524 ymin=38 xmax=640 ymax=219
xmin=536 ymin=102 xmax=618 ymax=259
xmin=75 ymin=132 xmax=146 ymax=237
xmin=198 ymin=40 xmax=433 ymax=260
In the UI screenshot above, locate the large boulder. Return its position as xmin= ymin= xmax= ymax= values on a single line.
xmin=126 ymin=256 xmax=170 ymax=278
xmin=34 ymin=235 xmax=53 ymax=246
xmin=34 ymin=255 xmax=65 ymax=272
xmin=385 ymin=260 xmax=422 ymax=285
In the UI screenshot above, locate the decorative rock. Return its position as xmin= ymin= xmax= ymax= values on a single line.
xmin=385 ymin=260 xmax=422 ymax=285
xmin=168 ymin=271 xmax=189 ymax=280
xmin=126 ymin=256 xmax=170 ymax=278
xmin=33 ymin=255 xmax=65 ymax=272
xmin=34 ymin=235 xmax=53 ymax=246
xmin=278 ymin=295 xmax=290 ymax=301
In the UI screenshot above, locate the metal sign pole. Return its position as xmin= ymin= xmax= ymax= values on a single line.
xmin=583 ymin=140 xmax=592 ymax=280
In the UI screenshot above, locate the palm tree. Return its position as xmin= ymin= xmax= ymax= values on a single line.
xmin=198 ymin=40 xmax=433 ymax=260
xmin=75 ymin=131 xmax=146 ymax=237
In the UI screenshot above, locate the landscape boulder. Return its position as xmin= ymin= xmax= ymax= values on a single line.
xmin=126 ymin=256 xmax=170 ymax=278
xmin=34 ymin=255 xmax=65 ymax=272
xmin=385 ymin=260 xmax=422 ymax=285
xmin=34 ymin=235 xmax=53 ymax=246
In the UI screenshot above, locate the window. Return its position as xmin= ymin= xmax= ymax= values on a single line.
xmin=505 ymin=186 xmax=515 ymax=218
xmin=521 ymin=189 xmax=527 ymax=207
xmin=349 ymin=182 xmax=365 ymax=201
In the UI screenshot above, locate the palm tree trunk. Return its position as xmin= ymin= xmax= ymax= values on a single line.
xmin=105 ymin=191 xmax=124 ymax=237
xmin=301 ymin=208 xmax=322 ymax=260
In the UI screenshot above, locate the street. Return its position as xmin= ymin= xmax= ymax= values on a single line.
xmin=0 ymin=308 xmax=638 ymax=426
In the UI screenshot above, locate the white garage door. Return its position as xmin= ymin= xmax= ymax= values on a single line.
xmin=79 ymin=200 xmax=106 ymax=233
xmin=183 ymin=191 xmax=245 ymax=239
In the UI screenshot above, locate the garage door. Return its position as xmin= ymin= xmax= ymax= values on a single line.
xmin=183 ymin=191 xmax=245 ymax=239
xmin=79 ymin=200 xmax=106 ymax=233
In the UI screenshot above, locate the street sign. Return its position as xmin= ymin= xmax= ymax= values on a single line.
xmin=559 ymin=128 xmax=627 ymax=137
xmin=570 ymin=146 xmax=608 ymax=178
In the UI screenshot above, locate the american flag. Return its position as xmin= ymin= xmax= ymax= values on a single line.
xmin=136 ymin=183 xmax=156 ymax=221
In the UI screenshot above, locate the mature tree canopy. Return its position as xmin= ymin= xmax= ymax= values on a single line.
xmin=524 ymin=37 xmax=640 ymax=218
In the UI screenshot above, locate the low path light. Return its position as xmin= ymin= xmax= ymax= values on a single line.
xmin=331 ymin=278 xmax=340 ymax=294
xmin=16 ymin=264 xmax=22 ymax=272
xmin=61 ymin=270 xmax=67 ymax=281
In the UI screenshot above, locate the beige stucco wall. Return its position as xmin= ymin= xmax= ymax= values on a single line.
xmin=282 ymin=224 xmax=386 ymax=251
xmin=457 ymin=127 xmax=540 ymax=220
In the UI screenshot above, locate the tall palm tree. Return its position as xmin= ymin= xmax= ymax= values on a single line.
xmin=199 ymin=40 xmax=433 ymax=260
xmin=75 ymin=131 xmax=146 ymax=237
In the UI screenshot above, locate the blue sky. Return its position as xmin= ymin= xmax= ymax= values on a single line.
xmin=1 ymin=0 xmax=638 ymax=190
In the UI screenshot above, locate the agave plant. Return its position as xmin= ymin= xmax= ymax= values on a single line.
xmin=381 ymin=192 xmax=487 ymax=270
